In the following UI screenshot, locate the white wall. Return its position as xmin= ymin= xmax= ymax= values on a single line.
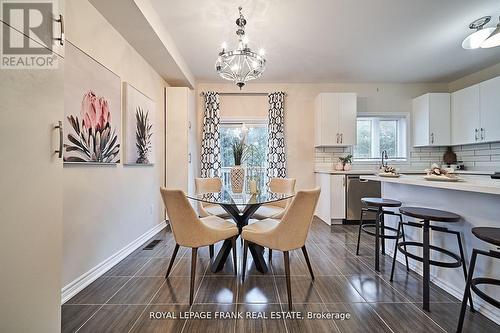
xmin=62 ymin=0 xmax=167 ymax=287
xmin=196 ymin=82 xmax=448 ymax=189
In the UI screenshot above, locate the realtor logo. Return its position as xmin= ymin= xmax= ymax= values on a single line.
xmin=1 ymin=0 xmax=58 ymax=69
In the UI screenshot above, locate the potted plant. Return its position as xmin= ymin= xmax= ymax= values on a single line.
xmin=230 ymin=138 xmax=248 ymax=193
xmin=338 ymin=154 xmax=353 ymax=171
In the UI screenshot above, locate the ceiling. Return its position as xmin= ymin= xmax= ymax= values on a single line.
xmin=148 ymin=0 xmax=500 ymax=83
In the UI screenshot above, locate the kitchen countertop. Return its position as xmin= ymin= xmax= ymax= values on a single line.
xmin=361 ymin=174 xmax=500 ymax=196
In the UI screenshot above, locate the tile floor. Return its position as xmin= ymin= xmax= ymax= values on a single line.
xmin=62 ymin=218 xmax=499 ymax=332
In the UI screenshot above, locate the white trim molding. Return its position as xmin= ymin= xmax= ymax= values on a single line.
xmin=61 ymin=221 xmax=168 ymax=304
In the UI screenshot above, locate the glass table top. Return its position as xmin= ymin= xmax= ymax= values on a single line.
xmin=187 ymin=187 xmax=294 ymax=206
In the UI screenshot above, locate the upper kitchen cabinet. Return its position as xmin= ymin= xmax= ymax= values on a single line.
xmin=412 ymin=93 xmax=450 ymax=147
xmin=315 ymin=92 xmax=357 ymax=147
xmin=451 ymin=84 xmax=480 ymax=145
xmin=479 ymin=76 xmax=500 ymax=143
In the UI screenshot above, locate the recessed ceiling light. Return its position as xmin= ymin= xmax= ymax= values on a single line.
xmin=462 ymin=16 xmax=492 ymax=49
xmin=481 ymin=17 xmax=500 ymax=48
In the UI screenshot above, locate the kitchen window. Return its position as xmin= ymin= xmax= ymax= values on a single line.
xmin=353 ymin=115 xmax=407 ymax=161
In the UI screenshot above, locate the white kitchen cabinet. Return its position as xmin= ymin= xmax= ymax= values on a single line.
xmin=315 ymin=93 xmax=357 ymax=147
xmin=412 ymin=93 xmax=450 ymax=147
xmin=166 ymin=87 xmax=198 ymax=201
xmin=315 ymin=173 xmax=346 ymax=225
xmin=451 ymin=85 xmax=480 ymax=145
xmin=479 ymin=76 xmax=500 ymax=143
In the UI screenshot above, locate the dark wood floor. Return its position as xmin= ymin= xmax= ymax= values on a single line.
xmin=62 ymin=218 xmax=499 ymax=333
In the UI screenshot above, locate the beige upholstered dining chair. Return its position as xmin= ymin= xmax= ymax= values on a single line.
xmin=241 ymin=188 xmax=321 ymax=310
xmin=160 ymin=188 xmax=239 ymax=305
xmin=195 ymin=177 xmax=228 ymax=218
xmin=253 ymin=177 xmax=296 ymax=220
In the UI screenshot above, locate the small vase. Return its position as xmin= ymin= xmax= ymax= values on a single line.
xmin=343 ymin=163 xmax=352 ymax=171
xmin=230 ymin=165 xmax=245 ymax=193
xmin=334 ymin=162 xmax=344 ymax=171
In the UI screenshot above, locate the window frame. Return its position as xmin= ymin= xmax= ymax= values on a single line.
xmin=353 ymin=112 xmax=410 ymax=165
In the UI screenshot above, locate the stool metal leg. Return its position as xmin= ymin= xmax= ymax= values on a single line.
xmin=422 ymin=219 xmax=430 ymax=311
xmin=356 ymin=208 xmax=365 ymax=256
xmin=381 ymin=212 xmax=386 ymax=255
xmin=457 ymin=249 xmax=478 ymax=333
xmin=400 ymin=215 xmax=410 ymax=271
xmin=390 ymin=221 xmax=402 ymax=281
xmin=375 ymin=208 xmax=381 ymax=271
xmin=455 ymin=232 xmax=474 ymax=311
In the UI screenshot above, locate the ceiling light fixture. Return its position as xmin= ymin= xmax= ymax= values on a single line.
xmin=481 ymin=16 xmax=500 ymax=48
xmin=215 ymin=7 xmax=266 ymax=89
xmin=462 ymin=16 xmax=494 ymax=49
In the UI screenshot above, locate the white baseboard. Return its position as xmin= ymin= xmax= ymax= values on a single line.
xmin=391 ymin=250 xmax=500 ymax=325
xmin=61 ymin=220 xmax=168 ymax=304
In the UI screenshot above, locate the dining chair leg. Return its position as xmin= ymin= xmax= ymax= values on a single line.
xmin=356 ymin=208 xmax=365 ymax=255
xmin=301 ymin=245 xmax=315 ymax=280
xmin=165 ymin=243 xmax=180 ymax=278
xmin=231 ymin=237 xmax=237 ymax=276
xmin=189 ymin=247 xmax=198 ymax=305
xmin=209 ymin=244 xmax=214 ymax=259
xmin=284 ymin=251 xmax=293 ymax=311
xmin=269 ymin=249 xmax=272 ymax=262
xmin=242 ymin=240 xmax=248 ymax=282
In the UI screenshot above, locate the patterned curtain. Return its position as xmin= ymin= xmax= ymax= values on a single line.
xmin=267 ymin=92 xmax=287 ymax=178
xmin=200 ymin=92 xmax=221 ymax=178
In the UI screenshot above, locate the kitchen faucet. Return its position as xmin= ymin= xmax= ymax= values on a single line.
xmin=381 ymin=150 xmax=388 ymax=168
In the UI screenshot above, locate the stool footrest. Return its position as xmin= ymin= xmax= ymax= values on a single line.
xmin=361 ymin=224 xmax=401 ymax=239
xmin=397 ymin=241 xmax=462 ymax=268
xmin=471 ymin=277 xmax=500 ymax=308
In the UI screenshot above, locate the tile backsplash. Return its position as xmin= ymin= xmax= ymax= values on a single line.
xmin=315 ymin=142 xmax=500 ymax=171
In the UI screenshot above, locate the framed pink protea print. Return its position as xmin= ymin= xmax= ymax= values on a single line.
xmin=123 ymin=83 xmax=155 ymax=165
xmin=63 ymin=41 xmax=121 ymax=164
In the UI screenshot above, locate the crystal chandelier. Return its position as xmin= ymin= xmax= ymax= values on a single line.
xmin=215 ymin=7 xmax=266 ymax=89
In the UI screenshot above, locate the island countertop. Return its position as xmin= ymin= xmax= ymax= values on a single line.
xmin=361 ymin=174 xmax=500 ymax=196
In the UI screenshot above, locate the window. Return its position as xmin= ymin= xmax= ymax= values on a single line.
xmin=353 ymin=116 xmax=407 ymax=160
xmin=220 ymin=122 xmax=268 ymax=168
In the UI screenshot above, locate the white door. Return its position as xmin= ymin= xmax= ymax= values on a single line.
xmin=330 ymin=175 xmax=346 ymax=220
xmin=321 ymin=93 xmax=340 ymax=146
xmin=428 ymin=93 xmax=451 ymax=146
xmin=451 ymin=85 xmax=480 ymax=145
xmin=479 ymin=76 xmax=500 ymax=143
xmin=412 ymin=95 xmax=430 ymax=147
xmin=0 ymin=23 xmax=63 ymax=333
xmin=339 ymin=93 xmax=357 ymax=145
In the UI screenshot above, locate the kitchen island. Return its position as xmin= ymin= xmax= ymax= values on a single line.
xmin=361 ymin=174 xmax=500 ymax=324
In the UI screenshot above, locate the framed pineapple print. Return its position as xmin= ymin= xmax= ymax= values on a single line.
xmin=123 ymin=83 xmax=155 ymax=165
xmin=64 ymin=41 xmax=121 ymax=164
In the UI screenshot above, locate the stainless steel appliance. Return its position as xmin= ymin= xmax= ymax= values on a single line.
xmin=346 ymin=175 xmax=381 ymax=222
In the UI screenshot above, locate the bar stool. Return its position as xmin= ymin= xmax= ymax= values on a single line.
xmin=356 ymin=198 xmax=409 ymax=272
xmin=457 ymin=227 xmax=500 ymax=332
xmin=390 ymin=207 xmax=473 ymax=312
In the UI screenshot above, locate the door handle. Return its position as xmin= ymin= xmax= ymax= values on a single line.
xmin=430 ymin=133 xmax=434 ymax=144
xmin=480 ymin=128 xmax=485 ymax=141
xmin=54 ymin=121 xmax=63 ymax=158
xmin=55 ymin=14 xmax=64 ymax=46
xmin=474 ymin=128 xmax=479 ymax=141
xmin=336 ymin=133 xmax=339 ymax=144
xmin=188 ymin=153 xmax=192 ymax=163
xmin=340 ymin=133 xmax=343 ymax=144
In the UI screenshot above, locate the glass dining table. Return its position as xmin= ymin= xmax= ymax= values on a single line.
xmin=187 ymin=188 xmax=294 ymax=274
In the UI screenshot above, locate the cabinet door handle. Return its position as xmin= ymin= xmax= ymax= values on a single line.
xmin=474 ymin=128 xmax=479 ymax=141
xmin=336 ymin=133 xmax=339 ymax=144
xmin=480 ymin=128 xmax=485 ymax=141
xmin=430 ymin=133 xmax=434 ymax=144
xmin=340 ymin=133 xmax=343 ymax=144
xmin=55 ymin=14 xmax=64 ymax=46
xmin=188 ymin=153 xmax=191 ymax=163
xmin=54 ymin=121 xmax=63 ymax=158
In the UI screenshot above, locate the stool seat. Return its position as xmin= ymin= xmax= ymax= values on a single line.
xmin=361 ymin=197 xmax=401 ymax=207
xmin=472 ymin=227 xmax=500 ymax=246
xmin=399 ymin=206 xmax=460 ymax=222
